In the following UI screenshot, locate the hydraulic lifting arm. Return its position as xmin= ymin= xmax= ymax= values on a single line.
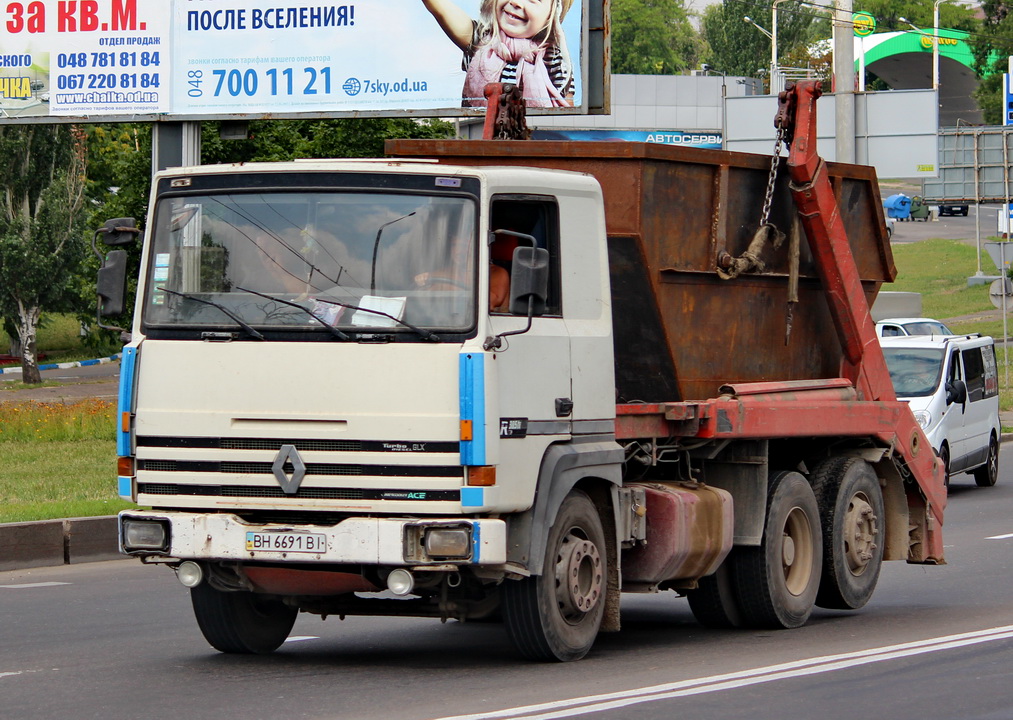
xmin=777 ymin=81 xmax=945 ymax=562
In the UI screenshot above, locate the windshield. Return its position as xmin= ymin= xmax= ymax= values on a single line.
xmin=142 ymin=190 xmax=476 ymax=336
xmin=881 ymin=347 xmax=945 ymax=397
xmin=900 ymin=321 xmax=952 ymax=336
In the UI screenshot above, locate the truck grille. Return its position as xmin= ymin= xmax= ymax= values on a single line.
xmin=136 ymin=436 xmax=458 ymax=454
xmin=136 ymin=482 xmax=460 ymax=501
xmin=137 ymin=459 xmax=460 ymax=477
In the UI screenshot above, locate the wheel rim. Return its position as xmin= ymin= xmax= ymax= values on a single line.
xmin=554 ymin=528 xmax=603 ymax=622
xmin=842 ymin=492 xmax=878 ymax=577
xmin=988 ymin=441 xmax=998 ymax=482
xmin=782 ymin=506 xmax=815 ymax=596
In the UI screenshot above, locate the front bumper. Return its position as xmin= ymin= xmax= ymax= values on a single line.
xmin=118 ymin=510 xmax=507 ymax=565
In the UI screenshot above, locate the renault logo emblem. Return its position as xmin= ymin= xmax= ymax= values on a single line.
xmin=272 ymin=444 xmax=306 ymax=495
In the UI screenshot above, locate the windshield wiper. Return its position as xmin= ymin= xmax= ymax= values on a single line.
xmin=161 ymin=288 xmax=265 ymax=341
xmin=236 ymin=287 xmax=350 ymax=341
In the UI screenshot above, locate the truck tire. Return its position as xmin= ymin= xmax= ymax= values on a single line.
xmin=190 ymin=583 xmax=297 ymax=654
xmin=811 ymin=457 xmax=884 ymax=610
xmin=686 ymin=558 xmax=744 ymax=629
xmin=502 ymin=490 xmax=606 ymax=662
xmin=733 ymin=471 xmax=821 ymax=629
xmin=973 ymin=436 xmax=999 ymax=487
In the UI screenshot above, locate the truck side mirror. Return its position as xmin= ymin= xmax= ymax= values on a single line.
xmin=97 ymin=217 xmax=140 ymax=246
xmin=92 ymin=218 xmax=138 ymax=334
xmin=97 ymin=249 xmax=128 ymax=317
xmin=946 ymin=378 xmax=967 ymax=406
xmin=508 ymin=246 xmax=549 ymax=316
xmin=483 ymin=246 xmax=551 ymax=351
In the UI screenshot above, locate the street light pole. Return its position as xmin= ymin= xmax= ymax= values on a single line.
xmin=743 ymin=15 xmax=773 ymax=93
xmin=771 ymin=0 xmax=787 ymax=94
xmin=933 ymin=0 xmax=949 ymax=92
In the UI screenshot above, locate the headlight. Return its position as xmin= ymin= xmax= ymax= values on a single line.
xmin=913 ymin=410 xmax=931 ymax=429
xmin=424 ymin=528 xmax=472 ymax=559
xmin=122 ymin=519 xmax=169 ymax=552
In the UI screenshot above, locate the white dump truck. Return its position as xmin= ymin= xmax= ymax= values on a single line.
xmin=96 ymin=82 xmax=943 ymax=661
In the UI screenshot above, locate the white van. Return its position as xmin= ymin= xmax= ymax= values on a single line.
xmin=880 ymin=334 xmax=1001 ymax=487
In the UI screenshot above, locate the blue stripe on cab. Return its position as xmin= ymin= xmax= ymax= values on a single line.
xmin=117 ymin=476 xmax=133 ymax=501
xmin=458 ymin=353 xmax=486 ymax=465
xmin=117 ymin=346 xmax=138 ymax=457
xmin=471 ymin=521 xmax=482 ymax=562
xmin=461 ymin=487 xmax=484 ymax=508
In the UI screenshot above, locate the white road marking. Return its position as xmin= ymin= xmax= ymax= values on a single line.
xmin=284 ymin=636 xmax=319 ymax=643
xmin=432 ymin=625 xmax=1013 ymax=720
xmin=986 ymin=533 xmax=1013 ymax=540
xmin=0 ymin=672 xmax=23 ymax=680
xmin=0 ymin=582 xmax=71 ymax=589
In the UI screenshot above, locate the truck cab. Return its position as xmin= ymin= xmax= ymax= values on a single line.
xmin=110 ymin=160 xmax=624 ymax=660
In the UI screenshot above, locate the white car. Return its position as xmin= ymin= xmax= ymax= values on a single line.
xmin=875 ymin=317 xmax=953 ymax=338
xmin=880 ymin=334 xmax=1000 ymax=487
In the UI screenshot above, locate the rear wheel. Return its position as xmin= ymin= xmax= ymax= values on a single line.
xmin=191 ymin=583 xmax=297 ymax=654
xmin=733 ymin=471 xmax=821 ymax=629
xmin=686 ymin=558 xmax=743 ymax=629
xmin=502 ymin=490 xmax=607 ymax=662
xmin=811 ymin=457 xmax=884 ymax=610
xmin=973 ymin=436 xmax=1000 ymax=487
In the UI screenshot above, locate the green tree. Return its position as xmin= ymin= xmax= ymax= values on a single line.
xmin=702 ymin=1 xmax=829 ymax=81
xmin=0 ymin=125 xmax=88 ymax=383
xmin=200 ymin=118 xmax=454 ymax=164
xmin=611 ymin=0 xmax=703 ymax=74
xmin=853 ymin=0 xmax=977 ymax=33
xmin=969 ymin=0 xmax=1013 ymax=124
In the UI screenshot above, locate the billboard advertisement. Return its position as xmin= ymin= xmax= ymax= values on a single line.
xmin=533 ymin=129 xmax=722 ymax=149
xmin=0 ymin=0 xmax=586 ymax=121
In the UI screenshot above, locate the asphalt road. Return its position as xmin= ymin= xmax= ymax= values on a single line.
xmin=3 ymin=466 xmax=1013 ymax=720
xmin=890 ymin=203 xmax=1005 ymax=252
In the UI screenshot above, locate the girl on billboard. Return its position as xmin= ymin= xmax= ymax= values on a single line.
xmin=422 ymin=0 xmax=574 ymax=108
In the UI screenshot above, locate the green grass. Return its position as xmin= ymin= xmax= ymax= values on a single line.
xmin=887 ymin=239 xmax=994 ymax=326
xmin=0 ymin=399 xmax=135 ymax=522
xmin=0 ymin=312 xmax=120 ymax=368
xmin=0 ymin=440 xmax=134 ymax=523
xmin=0 ymin=313 xmax=86 ymax=353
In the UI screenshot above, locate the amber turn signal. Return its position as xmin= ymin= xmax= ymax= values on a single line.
xmin=467 ymin=466 xmax=496 ymax=486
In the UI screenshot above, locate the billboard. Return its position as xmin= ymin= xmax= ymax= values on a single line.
xmin=0 ymin=0 xmax=588 ymax=121
xmin=533 ymin=129 xmax=722 ymax=149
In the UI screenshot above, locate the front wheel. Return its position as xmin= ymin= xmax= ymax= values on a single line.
xmin=191 ymin=582 xmax=297 ymax=654
xmin=733 ymin=471 xmax=822 ymax=629
xmin=502 ymin=490 xmax=607 ymax=662
xmin=973 ymin=436 xmax=1000 ymax=487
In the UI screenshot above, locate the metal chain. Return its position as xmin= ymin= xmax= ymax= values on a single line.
xmin=494 ymin=85 xmax=530 ymax=140
xmin=759 ymin=123 xmax=787 ymax=227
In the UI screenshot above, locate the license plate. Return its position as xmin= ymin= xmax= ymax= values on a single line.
xmin=245 ymin=531 xmax=326 ymax=553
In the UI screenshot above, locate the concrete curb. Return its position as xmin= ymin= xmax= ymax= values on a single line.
xmin=0 ymin=516 xmax=123 ymax=572
xmin=0 ymin=353 xmax=121 ymax=376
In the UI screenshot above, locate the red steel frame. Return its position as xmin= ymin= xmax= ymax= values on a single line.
xmin=615 ymin=81 xmax=945 ymax=563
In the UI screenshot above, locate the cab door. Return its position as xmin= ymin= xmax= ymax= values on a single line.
xmin=484 ymin=196 xmax=571 ymax=513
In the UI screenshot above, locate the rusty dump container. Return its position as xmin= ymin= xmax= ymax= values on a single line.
xmin=387 ymin=139 xmax=895 ymax=403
